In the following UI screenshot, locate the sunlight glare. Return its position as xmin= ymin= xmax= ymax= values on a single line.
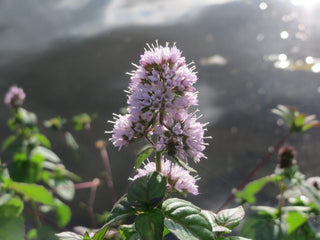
xmin=311 ymin=64 xmax=320 ymax=73
xmin=274 ymin=60 xmax=290 ymax=69
xmin=259 ymin=2 xmax=268 ymax=10
xmin=306 ymin=56 xmax=314 ymax=64
xmin=278 ymin=54 xmax=287 ymax=61
xmin=291 ymin=0 xmax=320 ymax=7
xmin=280 ymin=31 xmax=289 ymax=39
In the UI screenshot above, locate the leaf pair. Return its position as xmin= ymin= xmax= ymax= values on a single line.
xmin=272 ymin=105 xmax=319 ymax=133
xmin=235 ymin=175 xmax=283 ymax=204
xmin=64 ymin=172 xmax=167 ymax=240
xmin=118 ymin=197 xmax=217 ymax=240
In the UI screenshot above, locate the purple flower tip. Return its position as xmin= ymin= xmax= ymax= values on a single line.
xmin=4 ymin=85 xmax=26 ymax=108
xmin=109 ymin=42 xmax=209 ymax=162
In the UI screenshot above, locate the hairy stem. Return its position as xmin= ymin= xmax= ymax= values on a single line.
xmin=277 ymin=182 xmax=286 ymax=217
xmin=100 ymin=147 xmax=117 ymax=204
xmin=87 ymin=179 xmax=99 ymax=228
xmin=156 ymin=151 xmax=162 ymax=172
xmin=31 ymin=201 xmax=41 ymax=228
xmin=145 ymin=134 xmax=154 ymax=145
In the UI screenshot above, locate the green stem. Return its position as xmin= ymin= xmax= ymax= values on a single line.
xmin=145 ymin=134 xmax=154 ymax=145
xmin=216 ymin=232 xmax=223 ymax=239
xmin=31 ymin=201 xmax=41 ymax=228
xmin=277 ymin=182 xmax=286 ymax=217
xmin=156 ymin=151 xmax=162 ymax=172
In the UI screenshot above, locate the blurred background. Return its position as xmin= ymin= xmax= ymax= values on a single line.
xmin=0 ymin=0 xmax=320 ymax=230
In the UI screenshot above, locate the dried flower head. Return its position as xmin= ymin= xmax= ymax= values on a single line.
xmin=278 ymin=145 xmax=297 ymax=168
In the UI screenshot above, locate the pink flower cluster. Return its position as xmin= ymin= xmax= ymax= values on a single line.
xmin=131 ymin=158 xmax=199 ymax=195
xmin=4 ymin=86 xmax=26 ymax=108
xmin=110 ymin=43 xmax=208 ymax=163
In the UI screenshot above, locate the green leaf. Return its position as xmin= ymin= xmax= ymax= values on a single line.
xmin=72 ymin=113 xmax=94 ymax=131
xmin=281 ymin=206 xmax=311 ymax=213
xmin=105 ymin=194 xmax=133 ymax=225
xmin=0 ymin=167 xmax=10 ymax=186
xmin=65 ymin=132 xmax=79 ymax=151
xmin=1 ymin=135 xmax=17 ymax=152
xmin=27 ymin=228 xmax=38 ymax=240
xmin=31 ymin=146 xmax=61 ymax=163
xmin=298 ymin=179 xmax=320 ymax=210
xmin=301 ymin=123 xmax=318 ymax=132
xmin=92 ymin=226 xmax=108 ymax=240
xmin=120 ymin=224 xmax=141 ymax=240
xmin=16 ymin=108 xmax=37 ymax=126
xmin=135 ymin=209 xmax=164 ymax=240
xmin=201 ymin=210 xmax=231 ymax=233
xmin=119 ymin=225 xmax=169 ymax=240
xmin=162 ymin=227 xmax=170 ymax=237
xmin=7 ymin=182 xmax=54 ymax=205
xmin=42 ymin=161 xmax=58 ymax=171
xmin=128 ymin=172 xmax=166 ymax=210
xmin=251 ymin=206 xmax=278 ymax=217
xmin=44 ymin=117 xmax=66 ymax=130
xmin=34 ymin=133 xmax=51 ymax=148
xmin=93 ymin=195 xmax=134 ymax=240
xmin=0 ymin=216 xmax=24 ymax=240
xmin=0 ymin=197 xmax=24 ymax=217
xmin=49 ymin=178 xmax=75 ymax=201
xmin=294 ymin=114 xmax=306 ymax=127
xmin=272 ymin=105 xmax=294 ymax=127
xmin=272 ymin=105 xmax=320 ymax=132
xmin=162 ymin=198 xmax=215 ymax=240
xmin=0 ymin=193 xmax=12 ymax=205
xmin=37 ymin=225 xmax=59 ymax=240
xmin=97 ymin=211 xmax=110 ymax=225
xmin=13 ymin=151 xmax=27 ymax=161
xmin=54 ymin=200 xmax=72 ymax=227
xmin=285 ymin=221 xmax=320 ymax=240
xmin=173 ymin=156 xmax=197 ymax=173
xmin=285 ymin=211 xmax=308 ymax=234
xmin=240 ymin=215 xmax=285 ymax=240
xmin=135 ymin=145 xmax=153 ymax=170
xmin=224 ymin=237 xmax=252 ymax=240
xmin=7 ymin=118 xmax=16 ymax=130
xmin=10 ymin=160 xmax=42 ymax=183
xmin=236 ymin=175 xmax=283 ymax=203
xmin=215 ymin=206 xmax=245 ymax=229
xmin=29 ymin=152 xmax=46 ymax=164
xmin=55 ymin=231 xmax=83 ymax=240
xmin=83 ymin=232 xmax=90 ymax=240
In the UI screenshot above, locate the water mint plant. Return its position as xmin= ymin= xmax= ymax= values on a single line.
xmin=235 ymin=107 xmax=320 ymax=240
xmin=1 ymin=85 xmax=80 ymax=240
xmin=57 ymin=43 xmax=247 ymax=240
xmin=237 ymin=145 xmax=320 ymax=239
xmin=6 ymin=46 xmax=319 ymax=240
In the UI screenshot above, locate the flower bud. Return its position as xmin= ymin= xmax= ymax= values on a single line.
xmin=277 ymin=145 xmax=297 ymax=168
